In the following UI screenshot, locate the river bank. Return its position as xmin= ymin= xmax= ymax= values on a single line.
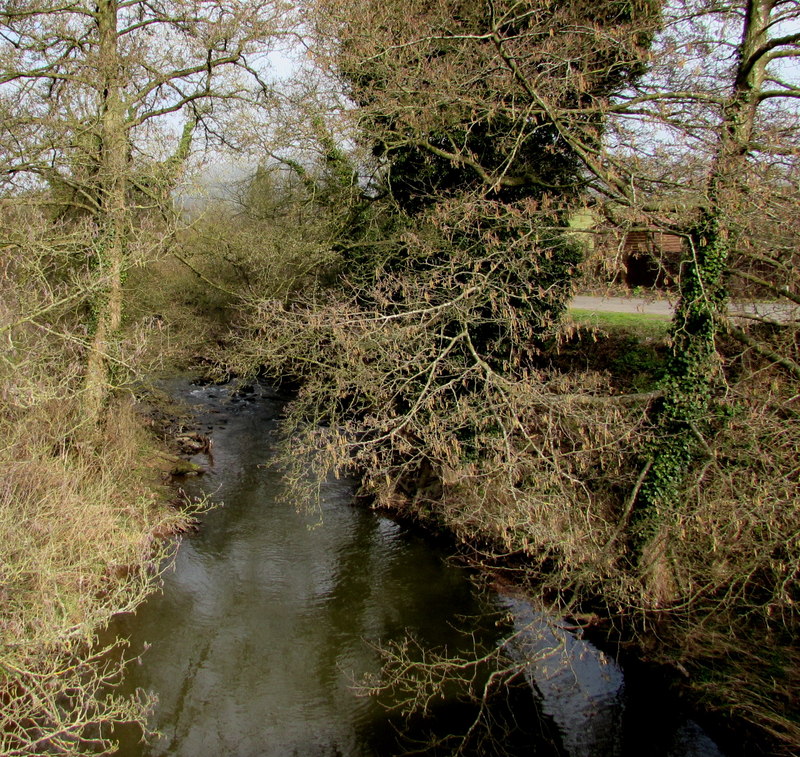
xmin=0 ymin=389 xmax=200 ymax=757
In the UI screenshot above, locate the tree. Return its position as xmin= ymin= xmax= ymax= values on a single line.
xmin=0 ymin=0 xmax=286 ymax=432
xmin=323 ymin=0 xmax=800 ymax=512
xmin=254 ymin=1 xmax=800 ymax=744
xmin=623 ymin=0 xmax=800 ymax=509
xmin=309 ymin=0 xmax=662 ymax=367
xmin=316 ymin=0 xmax=660 ymax=196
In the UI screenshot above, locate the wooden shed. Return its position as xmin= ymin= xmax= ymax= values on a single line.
xmin=622 ymin=230 xmax=683 ymax=289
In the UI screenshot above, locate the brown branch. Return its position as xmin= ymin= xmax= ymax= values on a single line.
xmin=604 ymin=459 xmax=652 ymax=552
xmin=172 ymin=252 xmax=241 ymax=299
xmin=717 ymin=316 xmax=800 ymax=381
xmin=728 ymin=270 xmax=800 ymax=308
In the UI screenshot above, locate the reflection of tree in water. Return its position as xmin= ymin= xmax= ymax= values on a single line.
xmin=360 ymin=620 xmax=568 ymax=757
xmin=308 ymin=504 xmax=562 ymax=756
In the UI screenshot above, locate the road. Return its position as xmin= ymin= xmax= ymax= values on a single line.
xmin=571 ymin=295 xmax=672 ymax=316
xmin=570 ymin=295 xmax=799 ymax=322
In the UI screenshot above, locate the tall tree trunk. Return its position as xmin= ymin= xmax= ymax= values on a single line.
xmin=640 ymin=0 xmax=771 ymax=507
xmin=82 ymin=0 xmax=128 ymax=431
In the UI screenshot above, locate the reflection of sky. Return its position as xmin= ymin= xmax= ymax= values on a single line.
xmin=501 ymin=596 xmax=726 ymax=757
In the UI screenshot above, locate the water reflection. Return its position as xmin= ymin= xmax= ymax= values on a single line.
xmin=108 ymin=383 xmax=540 ymax=756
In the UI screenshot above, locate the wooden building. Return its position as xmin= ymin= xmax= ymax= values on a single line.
xmin=622 ymin=230 xmax=683 ymax=289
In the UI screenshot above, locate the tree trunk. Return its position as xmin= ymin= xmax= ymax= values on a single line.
xmin=640 ymin=0 xmax=770 ymax=507
xmin=82 ymin=0 xmax=128 ymax=432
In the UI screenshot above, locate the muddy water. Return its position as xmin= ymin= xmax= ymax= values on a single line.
xmin=108 ymin=381 xmax=727 ymax=757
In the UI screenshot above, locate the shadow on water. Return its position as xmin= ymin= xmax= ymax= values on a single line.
xmin=103 ymin=380 xmax=727 ymax=757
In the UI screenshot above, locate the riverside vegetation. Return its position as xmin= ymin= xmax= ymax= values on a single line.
xmin=0 ymin=233 xmax=199 ymax=754
xmin=2 ymin=0 xmax=800 ymax=754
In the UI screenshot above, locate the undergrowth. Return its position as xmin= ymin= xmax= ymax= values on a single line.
xmin=223 ymin=283 xmax=800 ymax=755
xmin=0 ymin=391 xmax=189 ymax=755
xmin=0 ymin=243 xmax=191 ymax=755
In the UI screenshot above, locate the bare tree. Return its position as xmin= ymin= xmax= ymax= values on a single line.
xmin=0 ymin=0 xmax=287 ymax=432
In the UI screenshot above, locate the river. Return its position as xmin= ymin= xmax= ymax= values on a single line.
xmin=106 ymin=379 xmax=728 ymax=757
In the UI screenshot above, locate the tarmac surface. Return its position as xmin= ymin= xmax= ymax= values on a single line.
xmin=570 ymin=295 xmax=799 ymax=322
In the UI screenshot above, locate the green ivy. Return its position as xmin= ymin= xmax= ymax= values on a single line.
xmin=638 ymin=208 xmax=731 ymax=510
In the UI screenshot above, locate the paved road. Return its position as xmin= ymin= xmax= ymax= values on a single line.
xmin=571 ymin=296 xmax=800 ymax=322
xmin=571 ymin=295 xmax=672 ymax=316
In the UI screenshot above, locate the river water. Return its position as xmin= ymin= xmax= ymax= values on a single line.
xmin=107 ymin=380 xmax=728 ymax=757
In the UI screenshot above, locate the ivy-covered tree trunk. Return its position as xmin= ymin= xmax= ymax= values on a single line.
xmin=81 ymin=0 xmax=129 ymax=431
xmin=641 ymin=0 xmax=770 ymax=508
xmin=314 ymin=0 xmax=661 ymax=369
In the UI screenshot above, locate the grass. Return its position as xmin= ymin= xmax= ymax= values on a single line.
xmin=568 ymin=308 xmax=672 ymax=340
